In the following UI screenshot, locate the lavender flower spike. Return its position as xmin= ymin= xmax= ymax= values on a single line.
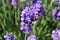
xmin=27 ymin=35 xmax=37 ymax=40
xmin=31 ymin=1 xmax=46 ymax=24
xmin=20 ymin=7 xmax=32 ymax=34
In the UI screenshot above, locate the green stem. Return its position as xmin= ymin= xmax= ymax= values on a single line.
xmin=57 ymin=21 xmax=60 ymax=29
xmin=2 ymin=0 xmax=7 ymax=18
xmin=33 ymin=24 xmax=36 ymax=35
xmin=47 ymin=0 xmax=53 ymax=11
xmin=15 ymin=8 xmax=17 ymax=25
xmin=45 ymin=0 xmax=47 ymax=8
xmin=50 ymin=0 xmax=53 ymax=7
xmin=6 ymin=0 xmax=11 ymax=21
xmin=17 ymin=7 xmax=20 ymax=24
xmin=25 ymin=34 xmax=27 ymax=40
xmin=2 ymin=0 xmax=7 ymax=29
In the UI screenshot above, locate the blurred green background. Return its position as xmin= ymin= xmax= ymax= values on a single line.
xmin=0 ymin=0 xmax=60 ymax=40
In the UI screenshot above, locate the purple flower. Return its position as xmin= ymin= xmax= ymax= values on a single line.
xmin=33 ymin=1 xmax=45 ymax=16
xmin=51 ymin=30 xmax=56 ymax=38
xmin=27 ymin=35 xmax=37 ymax=40
xmin=51 ymin=30 xmax=58 ymax=40
xmin=31 ymin=1 xmax=46 ymax=24
xmin=20 ymin=1 xmax=46 ymax=34
xmin=11 ymin=0 xmax=18 ymax=8
xmin=23 ymin=24 xmax=32 ymax=34
xmin=20 ymin=7 xmax=32 ymax=34
xmin=21 ymin=7 xmax=32 ymax=24
xmin=52 ymin=8 xmax=57 ymax=17
xmin=35 ymin=1 xmax=43 ymax=8
xmin=58 ymin=1 xmax=60 ymax=12
xmin=56 ymin=12 xmax=60 ymax=20
xmin=51 ymin=28 xmax=60 ymax=40
xmin=4 ymin=33 xmax=16 ymax=40
xmin=52 ymin=8 xmax=60 ymax=20
xmin=4 ymin=35 xmax=11 ymax=40
xmin=20 ymin=24 xmax=32 ymax=34
xmin=56 ymin=28 xmax=60 ymax=40
xmin=12 ymin=35 xmax=16 ymax=40
xmin=58 ymin=12 xmax=60 ymax=16
xmin=58 ymin=2 xmax=60 ymax=6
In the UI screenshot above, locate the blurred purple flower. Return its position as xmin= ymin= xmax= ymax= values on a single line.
xmin=27 ymin=35 xmax=37 ymax=40
xmin=12 ymin=35 xmax=16 ymax=40
xmin=51 ymin=28 xmax=60 ymax=40
xmin=58 ymin=2 xmax=60 ymax=6
xmin=57 ymin=29 xmax=60 ymax=40
xmin=51 ymin=30 xmax=56 ymax=38
xmin=51 ymin=30 xmax=58 ymax=40
xmin=11 ymin=0 xmax=18 ymax=8
xmin=52 ymin=8 xmax=57 ymax=17
xmin=52 ymin=8 xmax=60 ymax=20
xmin=4 ymin=33 xmax=16 ymax=40
xmin=56 ymin=12 xmax=60 ymax=20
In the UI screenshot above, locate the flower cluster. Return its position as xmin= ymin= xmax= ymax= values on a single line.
xmin=4 ymin=33 xmax=16 ymax=40
xmin=51 ymin=28 xmax=60 ymax=40
xmin=20 ymin=0 xmax=46 ymax=34
xmin=31 ymin=1 xmax=46 ymax=24
xmin=27 ymin=35 xmax=37 ymax=40
xmin=20 ymin=7 xmax=32 ymax=34
xmin=52 ymin=8 xmax=60 ymax=20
